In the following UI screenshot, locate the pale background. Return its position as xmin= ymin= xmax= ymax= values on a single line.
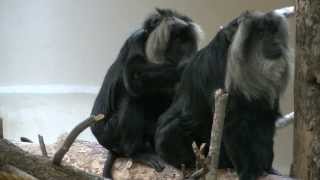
xmin=0 ymin=0 xmax=294 ymax=174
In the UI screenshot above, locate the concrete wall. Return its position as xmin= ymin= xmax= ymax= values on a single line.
xmin=0 ymin=0 xmax=294 ymax=174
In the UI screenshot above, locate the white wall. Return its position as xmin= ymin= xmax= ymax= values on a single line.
xmin=0 ymin=0 xmax=294 ymax=174
xmin=0 ymin=0 xmax=293 ymax=86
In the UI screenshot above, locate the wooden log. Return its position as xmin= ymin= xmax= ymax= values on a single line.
xmin=0 ymin=139 xmax=105 ymax=180
xmin=1 ymin=165 xmax=39 ymax=180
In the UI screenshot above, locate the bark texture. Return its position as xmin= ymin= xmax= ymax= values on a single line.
xmin=0 ymin=139 xmax=104 ymax=180
xmin=292 ymin=0 xmax=320 ymax=179
xmin=13 ymin=135 xmax=294 ymax=180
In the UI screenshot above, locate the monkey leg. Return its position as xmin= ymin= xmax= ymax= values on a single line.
xmin=102 ymin=151 xmax=117 ymax=178
xmin=131 ymin=153 xmax=165 ymax=172
xmin=115 ymin=98 xmax=166 ymax=172
xmin=218 ymin=142 xmax=234 ymax=169
xmin=155 ymin=109 xmax=195 ymax=168
xmin=223 ymin=120 xmax=275 ymax=180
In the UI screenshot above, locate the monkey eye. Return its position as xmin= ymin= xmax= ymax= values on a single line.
xmin=152 ymin=19 xmax=161 ymax=27
xmin=174 ymin=32 xmax=189 ymax=42
xmin=270 ymin=25 xmax=278 ymax=33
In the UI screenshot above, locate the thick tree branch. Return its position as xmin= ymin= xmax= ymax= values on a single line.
xmin=274 ymin=6 xmax=295 ymax=18
xmin=0 ymin=139 xmax=105 ymax=180
xmin=276 ymin=112 xmax=295 ymax=129
xmin=52 ymin=114 xmax=105 ymax=165
xmin=1 ymin=165 xmax=39 ymax=180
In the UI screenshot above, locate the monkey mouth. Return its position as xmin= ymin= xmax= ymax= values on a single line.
xmin=263 ymin=44 xmax=285 ymax=59
xmin=265 ymin=50 xmax=283 ymax=59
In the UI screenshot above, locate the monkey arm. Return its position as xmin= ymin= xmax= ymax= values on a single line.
xmin=124 ymin=59 xmax=181 ymax=95
xmin=136 ymin=64 xmax=180 ymax=93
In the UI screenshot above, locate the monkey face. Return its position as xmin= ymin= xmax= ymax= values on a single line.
xmin=164 ymin=19 xmax=200 ymax=64
xmin=144 ymin=8 xmax=203 ymax=64
xmin=261 ymin=13 xmax=289 ymax=60
xmin=226 ymin=11 xmax=290 ymax=104
xmin=240 ymin=11 xmax=289 ymax=60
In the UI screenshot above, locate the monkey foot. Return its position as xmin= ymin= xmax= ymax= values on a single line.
xmin=132 ymin=153 xmax=165 ymax=172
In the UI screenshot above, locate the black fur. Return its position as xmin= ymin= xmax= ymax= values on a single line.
xmin=90 ymin=8 xmax=200 ymax=178
xmin=155 ymin=11 xmax=290 ymax=180
xmin=155 ymin=14 xmax=240 ymax=169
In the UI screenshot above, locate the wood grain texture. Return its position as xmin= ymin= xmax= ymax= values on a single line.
xmin=292 ymin=0 xmax=320 ymax=179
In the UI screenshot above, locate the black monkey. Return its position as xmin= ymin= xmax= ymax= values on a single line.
xmin=155 ymin=13 xmax=242 ymax=169
xmin=90 ymin=8 xmax=202 ymax=178
xmin=155 ymin=11 xmax=290 ymax=180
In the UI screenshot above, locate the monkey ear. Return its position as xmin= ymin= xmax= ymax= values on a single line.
xmin=155 ymin=8 xmax=166 ymax=16
xmin=155 ymin=8 xmax=174 ymax=17
xmin=238 ymin=10 xmax=251 ymax=24
xmin=222 ymin=14 xmax=243 ymax=41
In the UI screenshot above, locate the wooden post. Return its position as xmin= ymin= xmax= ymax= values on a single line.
xmin=38 ymin=135 xmax=48 ymax=157
xmin=0 ymin=117 xmax=3 ymax=139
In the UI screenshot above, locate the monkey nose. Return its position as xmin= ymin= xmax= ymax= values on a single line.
xmin=265 ymin=47 xmax=283 ymax=59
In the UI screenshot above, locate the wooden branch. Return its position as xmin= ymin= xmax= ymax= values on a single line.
xmin=0 ymin=139 xmax=105 ymax=179
xmin=38 ymin=134 xmax=48 ymax=157
xmin=1 ymin=165 xmax=39 ymax=180
xmin=206 ymin=89 xmax=228 ymax=180
xmin=274 ymin=6 xmax=295 ymax=18
xmin=187 ymin=89 xmax=229 ymax=180
xmin=52 ymin=114 xmax=105 ymax=165
xmin=0 ymin=117 xmax=3 ymax=139
xmin=187 ymin=168 xmax=205 ymax=180
xmin=276 ymin=112 xmax=294 ymax=129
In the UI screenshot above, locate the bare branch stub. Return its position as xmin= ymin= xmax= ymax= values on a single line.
xmin=188 ymin=89 xmax=229 ymax=180
xmin=206 ymin=89 xmax=228 ymax=180
xmin=189 ymin=142 xmax=208 ymax=180
xmin=0 ymin=117 xmax=3 ymax=139
xmin=38 ymin=134 xmax=48 ymax=157
xmin=52 ymin=114 xmax=105 ymax=165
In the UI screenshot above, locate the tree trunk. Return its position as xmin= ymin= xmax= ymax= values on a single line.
xmin=292 ymin=0 xmax=320 ymax=179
